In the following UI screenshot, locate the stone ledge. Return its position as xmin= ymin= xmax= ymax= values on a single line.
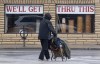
xmin=0 ymin=44 xmax=100 ymax=50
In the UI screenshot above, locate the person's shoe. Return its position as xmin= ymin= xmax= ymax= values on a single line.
xmin=46 ymin=59 xmax=50 ymax=61
xmin=46 ymin=57 xmax=50 ymax=61
xmin=38 ymin=58 xmax=44 ymax=61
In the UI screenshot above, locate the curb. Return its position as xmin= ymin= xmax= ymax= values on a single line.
xmin=0 ymin=48 xmax=100 ymax=50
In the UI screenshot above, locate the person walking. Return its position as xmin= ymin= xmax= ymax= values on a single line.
xmin=38 ymin=13 xmax=57 ymax=61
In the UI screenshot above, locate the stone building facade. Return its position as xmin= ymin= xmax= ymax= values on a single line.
xmin=0 ymin=0 xmax=100 ymax=49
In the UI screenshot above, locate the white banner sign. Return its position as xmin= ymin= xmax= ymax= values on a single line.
xmin=5 ymin=5 xmax=43 ymax=14
xmin=56 ymin=5 xmax=95 ymax=14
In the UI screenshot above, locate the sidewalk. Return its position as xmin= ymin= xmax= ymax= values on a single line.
xmin=0 ymin=49 xmax=100 ymax=64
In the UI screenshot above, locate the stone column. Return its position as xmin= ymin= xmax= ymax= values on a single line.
xmin=61 ymin=18 xmax=66 ymax=33
xmin=69 ymin=19 xmax=74 ymax=33
xmin=77 ymin=16 xmax=83 ymax=33
xmin=86 ymin=15 xmax=91 ymax=33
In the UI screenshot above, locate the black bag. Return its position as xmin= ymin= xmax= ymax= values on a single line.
xmin=61 ymin=40 xmax=71 ymax=59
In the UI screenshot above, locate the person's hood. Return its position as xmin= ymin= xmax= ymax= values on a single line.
xmin=44 ymin=13 xmax=52 ymax=20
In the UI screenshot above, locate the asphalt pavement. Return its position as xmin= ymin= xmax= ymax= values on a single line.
xmin=0 ymin=49 xmax=100 ymax=64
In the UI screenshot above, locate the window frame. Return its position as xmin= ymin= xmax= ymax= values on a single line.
xmin=4 ymin=4 xmax=44 ymax=34
xmin=55 ymin=4 xmax=95 ymax=34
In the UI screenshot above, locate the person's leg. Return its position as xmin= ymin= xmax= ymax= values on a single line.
xmin=39 ymin=39 xmax=44 ymax=60
xmin=44 ymin=50 xmax=50 ymax=59
xmin=43 ymin=40 xmax=50 ymax=59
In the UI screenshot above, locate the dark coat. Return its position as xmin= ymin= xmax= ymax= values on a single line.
xmin=38 ymin=18 xmax=57 ymax=39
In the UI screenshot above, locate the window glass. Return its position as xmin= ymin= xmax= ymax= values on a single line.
xmin=5 ymin=14 xmax=43 ymax=34
xmin=56 ymin=14 xmax=95 ymax=33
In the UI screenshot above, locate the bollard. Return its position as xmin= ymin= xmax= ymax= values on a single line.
xmin=19 ymin=26 xmax=28 ymax=47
